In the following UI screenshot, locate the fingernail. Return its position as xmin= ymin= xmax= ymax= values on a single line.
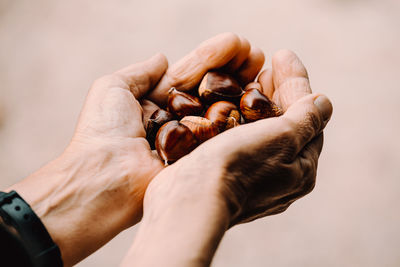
xmin=314 ymin=95 xmax=333 ymax=126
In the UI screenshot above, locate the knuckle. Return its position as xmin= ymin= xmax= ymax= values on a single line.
xmin=166 ymin=68 xmax=184 ymax=88
xmin=287 ymin=110 xmax=321 ymax=147
xmin=94 ymin=74 xmax=116 ymax=84
xmin=301 ymin=174 xmax=316 ymax=195
xmin=270 ymin=202 xmax=292 ymax=216
xmin=273 ymin=49 xmax=296 ymax=64
xmin=212 ymin=32 xmax=241 ymax=51
xmin=239 ymin=37 xmax=251 ymax=52
xmin=277 ymin=117 xmax=299 ymax=150
xmin=278 ymin=117 xmax=297 ymax=137
xmin=224 ymin=32 xmax=241 ymax=43
xmin=251 ymin=46 xmax=263 ymax=56
xmin=298 ymin=159 xmax=317 ymax=195
xmin=309 ymin=146 xmax=321 ymax=163
xmin=304 ymin=110 xmax=322 ymax=135
xmin=93 ymin=74 xmax=126 ymax=89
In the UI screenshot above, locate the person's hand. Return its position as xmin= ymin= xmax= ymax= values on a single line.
xmin=6 ymin=53 xmax=168 ymax=266
xmin=5 ymin=32 xmax=263 ymax=266
xmin=122 ymin=50 xmax=332 ymax=267
xmin=147 ymin=50 xmax=332 ymax=225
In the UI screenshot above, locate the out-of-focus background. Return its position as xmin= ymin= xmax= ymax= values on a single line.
xmin=1 ymin=0 xmax=399 ymax=266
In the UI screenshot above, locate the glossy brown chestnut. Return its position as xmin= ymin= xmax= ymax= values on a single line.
xmin=240 ymin=88 xmax=282 ymax=122
xmin=204 ymin=101 xmax=240 ymax=132
xmin=146 ymin=109 xmax=174 ymax=150
xmin=198 ymin=71 xmax=243 ymax=104
xmin=180 ymin=116 xmax=219 ymax=144
xmin=155 ymin=120 xmax=198 ymax=164
xmin=167 ymin=87 xmax=204 ymax=118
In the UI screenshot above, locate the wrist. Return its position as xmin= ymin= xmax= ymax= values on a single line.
xmin=7 ymin=142 xmax=149 ymax=266
xmin=7 ymin=155 xmax=75 ymax=265
xmin=0 ymin=190 xmax=63 ymax=267
xmin=7 ymin=152 xmax=105 ymax=266
xmin=122 ymin=160 xmax=231 ymax=267
xmin=144 ymin=156 xmax=232 ymax=226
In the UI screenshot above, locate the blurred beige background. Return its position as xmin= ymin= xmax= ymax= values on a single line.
xmin=1 ymin=0 xmax=399 ymax=266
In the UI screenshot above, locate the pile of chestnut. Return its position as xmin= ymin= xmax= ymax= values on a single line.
xmin=146 ymin=71 xmax=282 ymax=165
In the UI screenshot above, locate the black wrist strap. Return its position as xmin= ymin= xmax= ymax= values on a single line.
xmin=0 ymin=191 xmax=63 ymax=267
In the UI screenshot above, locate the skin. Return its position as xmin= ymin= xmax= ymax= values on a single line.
xmin=4 ymin=33 xmax=266 ymax=266
xmin=121 ymin=50 xmax=333 ymax=266
xmin=3 ymin=32 xmax=333 ymax=267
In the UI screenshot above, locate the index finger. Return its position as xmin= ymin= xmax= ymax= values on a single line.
xmin=147 ymin=32 xmax=243 ymax=106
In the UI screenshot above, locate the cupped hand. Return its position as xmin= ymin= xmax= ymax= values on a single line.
xmin=6 ymin=33 xmax=263 ymax=266
xmin=7 ymin=53 xmax=168 ymax=266
xmin=144 ymin=50 xmax=333 ymax=227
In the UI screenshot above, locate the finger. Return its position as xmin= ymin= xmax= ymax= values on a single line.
xmin=79 ymin=77 xmax=146 ymax=139
xmin=236 ymin=46 xmax=265 ymax=85
xmin=205 ymin=94 xmax=331 ymax=160
xmin=282 ymin=94 xmax=332 ymax=153
xmin=244 ymin=82 xmax=263 ymax=91
xmin=221 ymin=36 xmax=251 ymax=73
xmin=141 ymin=99 xmax=160 ymax=128
xmin=303 ymin=132 xmax=324 ymax=157
xmin=148 ymin=32 xmax=242 ymax=106
xmin=298 ymin=133 xmax=324 ymax=171
xmin=296 ymin=133 xmax=324 ymax=195
xmin=272 ymin=49 xmax=310 ymax=111
xmin=114 ymin=53 xmax=168 ymax=99
xmin=257 ymin=67 xmax=275 ymax=100
xmin=241 ymin=133 xmax=324 ymax=209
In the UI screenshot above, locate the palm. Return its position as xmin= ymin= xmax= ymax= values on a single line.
xmin=74 ymin=73 xmax=167 ymax=176
xmin=170 ymin=50 xmax=325 ymax=225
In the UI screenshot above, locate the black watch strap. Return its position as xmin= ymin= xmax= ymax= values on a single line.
xmin=0 ymin=191 xmax=63 ymax=267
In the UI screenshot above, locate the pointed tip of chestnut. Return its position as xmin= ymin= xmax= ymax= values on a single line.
xmin=225 ymin=110 xmax=240 ymax=129
xmin=155 ymin=120 xmax=198 ymax=163
xmin=168 ymin=87 xmax=175 ymax=95
xmin=167 ymin=87 xmax=204 ymax=118
xmin=199 ymin=71 xmax=243 ymax=104
xmin=149 ymin=109 xmax=174 ymax=122
xmin=240 ymin=88 xmax=282 ymax=122
xmin=146 ymin=109 xmax=174 ymax=150
xmin=180 ymin=116 xmax=219 ymax=144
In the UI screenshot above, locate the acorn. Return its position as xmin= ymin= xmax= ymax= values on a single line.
xmin=240 ymin=88 xmax=282 ymax=122
xmin=204 ymin=101 xmax=240 ymax=132
xmin=180 ymin=116 xmax=219 ymax=144
xmin=198 ymin=71 xmax=243 ymax=104
xmin=167 ymin=87 xmax=204 ymax=118
xmin=146 ymin=109 xmax=174 ymax=150
xmin=155 ymin=120 xmax=198 ymax=164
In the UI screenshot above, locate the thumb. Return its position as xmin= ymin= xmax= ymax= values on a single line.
xmin=114 ymin=53 xmax=168 ymax=99
xmin=202 ymin=93 xmax=332 ymax=159
xmin=281 ymin=93 xmax=333 ymax=153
